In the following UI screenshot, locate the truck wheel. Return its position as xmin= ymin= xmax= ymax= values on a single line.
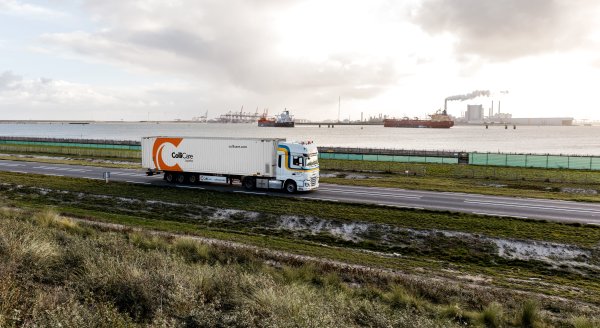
xmin=243 ymin=177 xmax=256 ymax=190
xmin=176 ymin=174 xmax=185 ymax=184
xmin=188 ymin=174 xmax=198 ymax=184
xmin=284 ymin=181 xmax=297 ymax=193
xmin=165 ymin=172 xmax=174 ymax=183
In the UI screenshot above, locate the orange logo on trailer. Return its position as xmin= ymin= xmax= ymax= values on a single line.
xmin=152 ymin=138 xmax=183 ymax=172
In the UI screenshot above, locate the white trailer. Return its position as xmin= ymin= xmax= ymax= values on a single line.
xmin=141 ymin=136 xmax=319 ymax=192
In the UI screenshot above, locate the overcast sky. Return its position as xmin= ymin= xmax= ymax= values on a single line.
xmin=1 ymin=0 xmax=600 ymax=121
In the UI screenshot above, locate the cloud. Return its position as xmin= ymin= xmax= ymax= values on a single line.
xmin=39 ymin=0 xmax=403 ymax=106
xmin=0 ymin=0 xmax=65 ymax=19
xmin=412 ymin=0 xmax=599 ymax=61
xmin=0 ymin=70 xmax=212 ymax=120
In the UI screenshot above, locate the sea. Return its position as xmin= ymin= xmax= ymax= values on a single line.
xmin=0 ymin=122 xmax=598 ymax=155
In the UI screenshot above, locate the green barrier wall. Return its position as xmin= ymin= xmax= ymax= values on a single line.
xmin=469 ymin=152 xmax=600 ymax=170
xmin=0 ymin=140 xmax=141 ymax=150
xmin=319 ymin=153 xmax=458 ymax=164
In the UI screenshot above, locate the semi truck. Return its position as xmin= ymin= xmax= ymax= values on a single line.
xmin=141 ymin=136 xmax=319 ymax=193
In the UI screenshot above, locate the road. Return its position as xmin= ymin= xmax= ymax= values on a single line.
xmin=1 ymin=159 xmax=600 ymax=224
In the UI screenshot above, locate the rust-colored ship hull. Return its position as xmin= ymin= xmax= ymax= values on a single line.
xmin=383 ymin=119 xmax=454 ymax=128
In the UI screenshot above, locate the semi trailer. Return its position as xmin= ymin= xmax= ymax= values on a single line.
xmin=141 ymin=136 xmax=319 ymax=193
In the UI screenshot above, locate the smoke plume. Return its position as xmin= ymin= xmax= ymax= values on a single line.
xmin=445 ymin=90 xmax=490 ymax=101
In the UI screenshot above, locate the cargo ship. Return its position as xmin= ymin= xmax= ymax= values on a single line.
xmin=258 ymin=109 xmax=295 ymax=127
xmin=384 ymin=110 xmax=454 ymax=128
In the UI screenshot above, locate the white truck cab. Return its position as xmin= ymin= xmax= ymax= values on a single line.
xmin=276 ymin=141 xmax=319 ymax=192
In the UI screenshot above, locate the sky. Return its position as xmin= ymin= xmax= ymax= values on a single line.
xmin=1 ymin=0 xmax=600 ymax=121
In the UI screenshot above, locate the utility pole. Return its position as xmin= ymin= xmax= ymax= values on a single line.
xmin=338 ymin=96 xmax=341 ymax=123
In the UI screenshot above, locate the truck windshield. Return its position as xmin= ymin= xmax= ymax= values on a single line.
xmin=304 ymin=154 xmax=319 ymax=167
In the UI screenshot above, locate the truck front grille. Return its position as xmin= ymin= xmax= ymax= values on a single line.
xmin=311 ymin=176 xmax=318 ymax=186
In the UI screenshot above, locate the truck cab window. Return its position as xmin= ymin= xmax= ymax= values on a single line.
xmin=278 ymin=155 xmax=282 ymax=168
xmin=292 ymin=156 xmax=301 ymax=166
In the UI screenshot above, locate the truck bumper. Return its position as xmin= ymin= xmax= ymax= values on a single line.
xmin=298 ymin=181 xmax=319 ymax=191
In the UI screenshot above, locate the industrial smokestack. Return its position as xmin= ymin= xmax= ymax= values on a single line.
xmin=498 ymin=101 xmax=501 ymax=114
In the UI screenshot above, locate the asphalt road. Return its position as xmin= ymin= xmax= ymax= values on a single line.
xmin=1 ymin=159 xmax=600 ymax=224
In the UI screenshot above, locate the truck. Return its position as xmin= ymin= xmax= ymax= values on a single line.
xmin=141 ymin=136 xmax=319 ymax=193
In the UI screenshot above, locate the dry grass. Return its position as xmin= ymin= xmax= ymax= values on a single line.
xmin=0 ymin=207 xmax=456 ymax=327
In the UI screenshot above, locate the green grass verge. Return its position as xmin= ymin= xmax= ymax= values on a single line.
xmin=1 ymin=171 xmax=599 ymax=248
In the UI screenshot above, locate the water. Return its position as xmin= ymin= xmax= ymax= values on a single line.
xmin=0 ymin=122 xmax=598 ymax=155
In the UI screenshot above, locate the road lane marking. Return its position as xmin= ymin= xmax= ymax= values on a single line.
xmin=321 ymin=188 xmax=421 ymax=199
xmin=44 ymin=173 xmax=64 ymax=177
xmin=126 ymin=181 xmax=152 ymax=185
xmin=0 ymin=163 xmax=24 ymax=167
xmin=233 ymin=191 xmax=266 ymax=195
xmin=473 ymin=212 xmax=528 ymax=219
xmin=466 ymin=200 xmax=600 ymax=215
xmin=176 ymin=185 xmax=205 ymax=189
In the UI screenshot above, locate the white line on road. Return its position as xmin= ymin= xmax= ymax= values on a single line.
xmin=0 ymin=163 xmax=24 ymax=167
xmin=44 ymin=173 xmax=64 ymax=177
xmin=473 ymin=212 xmax=528 ymax=219
xmin=321 ymin=188 xmax=421 ymax=199
xmin=233 ymin=191 xmax=266 ymax=195
xmin=466 ymin=199 xmax=600 ymax=215
xmin=176 ymin=185 xmax=205 ymax=189
xmin=126 ymin=181 xmax=152 ymax=185
xmin=9 ymin=170 xmax=28 ymax=174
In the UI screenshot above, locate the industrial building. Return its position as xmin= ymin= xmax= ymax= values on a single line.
xmin=458 ymin=101 xmax=574 ymax=126
xmin=466 ymin=105 xmax=484 ymax=122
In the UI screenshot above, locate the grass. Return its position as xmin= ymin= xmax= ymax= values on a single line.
xmin=3 ymin=207 xmax=595 ymax=326
xmin=1 ymin=171 xmax=599 ymax=248
xmin=0 ymin=207 xmax=466 ymax=327
xmin=1 ymin=171 xmax=600 ymax=309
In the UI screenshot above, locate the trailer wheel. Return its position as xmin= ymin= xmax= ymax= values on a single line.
xmin=188 ymin=174 xmax=198 ymax=184
xmin=176 ymin=174 xmax=185 ymax=184
xmin=243 ymin=177 xmax=256 ymax=190
xmin=165 ymin=172 xmax=174 ymax=183
xmin=284 ymin=180 xmax=297 ymax=193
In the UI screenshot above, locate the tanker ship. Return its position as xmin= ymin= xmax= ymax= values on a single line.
xmin=258 ymin=109 xmax=295 ymax=127
xmin=384 ymin=109 xmax=454 ymax=128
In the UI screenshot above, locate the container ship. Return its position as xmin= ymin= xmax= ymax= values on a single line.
xmin=258 ymin=109 xmax=295 ymax=127
xmin=384 ymin=109 xmax=454 ymax=128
